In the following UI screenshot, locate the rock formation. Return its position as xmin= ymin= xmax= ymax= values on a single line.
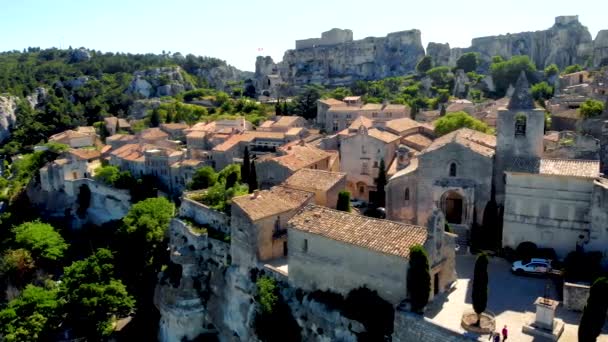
xmin=593 ymin=30 xmax=608 ymax=67
xmin=26 ymin=87 xmax=48 ymax=109
xmin=127 ymin=66 xmax=195 ymax=98
xmin=0 ymin=94 xmax=17 ymax=143
xmin=196 ymin=64 xmax=253 ymax=91
xmin=427 ymin=16 xmax=596 ymax=70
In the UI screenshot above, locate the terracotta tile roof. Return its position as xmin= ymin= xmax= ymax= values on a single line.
xmin=232 ymin=186 xmax=313 ymax=221
xmin=544 ymin=131 xmax=560 ymax=142
xmin=100 ymin=145 xmax=112 ymax=154
xmin=402 ymin=134 xmax=433 ymax=151
xmin=328 ymin=106 xmax=362 ymax=113
xmin=539 ymin=158 xmax=600 ymax=178
xmin=348 ymin=116 xmax=373 ymax=130
xmin=139 ymin=128 xmax=169 ymax=141
xmin=274 ymin=143 xmax=331 ymax=171
xmin=361 ymin=103 xmax=383 ymax=111
xmin=288 ymin=204 xmax=428 ymax=259
xmin=259 ymin=120 xmax=274 ymax=128
xmin=110 ymin=143 xmax=175 ymax=162
xmin=318 ymin=98 xmax=346 ymax=106
xmin=421 ymin=128 xmax=496 ymax=157
xmin=367 ymin=128 xmax=400 ymax=143
xmin=274 ymin=116 xmax=302 ymax=127
xmin=286 ymin=127 xmax=305 ymax=136
xmin=446 ymin=99 xmax=474 ymax=113
xmin=390 ymin=157 xmax=419 ymax=179
xmin=382 ymin=104 xmax=408 ymax=112
xmin=283 ymin=169 xmax=346 ymax=192
xmin=49 ymin=129 xmax=91 ymax=142
xmin=161 ymin=123 xmax=190 ymax=131
xmin=68 ymin=148 xmax=101 ymax=160
xmin=385 ymin=118 xmax=422 ymax=134
xmin=186 ymin=131 xmax=206 ymax=139
xmin=343 ymin=96 xmax=361 ymax=102
xmin=76 ymin=126 xmax=96 ymax=134
xmin=106 ymin=134 xmax=137 ymax=143
xmin=213 ymin=131 xmax=285 ymax=152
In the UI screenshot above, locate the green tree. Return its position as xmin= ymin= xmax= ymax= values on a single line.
xmin=456 ymin=52 xmax=480 ymax=73
xmin=241 ymin=146 xmax=251 ymax=184
xmin=188 ymin=166 xmax=218 ymax=190
xmin=407 ymin=245 xmax=431 ymax=313
xmin=490 ymin=55 xmax=537 ymax=96
xmin=0 ymin=284 xmax=61 ymax=342
xmin=0 ymin=248 xmax=36 ymax=285
xmin=416 ymin=56 xmax=433 ymax=74
xmin=563 ymin=64 xmax=583 ymax=75
xmin=149 ymin=109 xmax=161 ymax=127
xmin=374 ymin=158 xmax=387 ymax=208
xmin=94 ymin=165 xmax=120 ymax=185
xmin=434 ymin=111 xmax=492 ymax=136
xmin=472 ymin=253 xmax=489 ymax=325
xmin=295 ymin=86 xmax=322 ymax=120
xmin=327 ymin=87 xmax=352 ymax=100
xmin=248 ymin=161 xmax=259 ymax=193
xmin=426 ymin=66 xmax=453 ymax=88
xmin=579 ymin=99 xmax=605 ymax=118
xmin=121 ymin=197 xmax=175 ymax=249
xmin=578 ymin=277 xmax=608 ymax=342
xmin=13 ymin=221 xmax=68 ymax=262
xmin=337 ymin=191 xmax=351 ymax=212
xmin=531 ymin=81 xmax=554 ymax=102
xmin=61 ymin=248 xmax=135 ymax=338
xmin=544 ymin=64 xmax=559 ymax=78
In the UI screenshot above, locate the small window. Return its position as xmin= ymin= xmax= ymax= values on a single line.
xmin=332 ymin=121 xmax=338 ymax=132
xmin=373 ymin=161 xmax=379 ymax=168
xmin=372 ymin=112 xmax=378 ymax=118
xmin=361 ymin=145 xmax=367 ymax=154
xmin=405 ymin=188 xmax=410 ymax=201
xmin=449 ymin=163 xmax=457 ymax=177
xmin=361 ymin=161 xmax=369 ymax=175
xmin=302 ymin=239 xmax=308 ymax=253
xmin=515 ymin=114 xmax=527 ymax=137
xmin=359 ymin=186 xmax=365 ymax=194
xmin=346 ymin=114 xmax=352 ymax=119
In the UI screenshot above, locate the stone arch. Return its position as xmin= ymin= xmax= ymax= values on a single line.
xmin=440 ymin=190 xmax=465 ymax=224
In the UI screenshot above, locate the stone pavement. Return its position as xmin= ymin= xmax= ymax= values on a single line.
xmin=426 ymin=254 xmax=608 ymax=341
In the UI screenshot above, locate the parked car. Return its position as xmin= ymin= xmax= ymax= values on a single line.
xmin=350 ymin=199 xmax=366 ymax=208
xmin=511 ymin=258 xmax=552 ymax=275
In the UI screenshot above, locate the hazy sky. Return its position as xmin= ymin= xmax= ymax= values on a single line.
xmin=1 ymin=0 xmax=605 ymax=71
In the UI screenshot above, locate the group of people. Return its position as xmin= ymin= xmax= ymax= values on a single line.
xmin=489 ymin=325 xmax=508 ymax=341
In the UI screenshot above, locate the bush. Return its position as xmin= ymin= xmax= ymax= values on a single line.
xmin=579 ymin=277 xmax=608 ymax=342
xmin=579 ymin=99 xmax=604 ymax=118
xmin=515 ymin=241 xmax=537 ymax=262
xmin=407 ymin=245 xmax=431 ymax=313
xmin=434 ymin=111 xmax=492 ymax=136
xmin=336 ymin=191 xmax=351 ymax=212
xmin=188 ymin=166 xmax=217 ymax=190
xmin=490 ymin=55 xmax=536 ymax=96
xmin=531 ymin=81 xmax=553 ymax=102
xmin=416 ymin=56 xmax=433 ymax=74
xmin=544 ymin=64 xmax=559 ymax=78
xmin=562 ymin=64 xmax=582 ymax=75
xmin=253 ymin=276 xmax=301 ymax=342
xmin=456 ymin=52 xmax=480 ymax=73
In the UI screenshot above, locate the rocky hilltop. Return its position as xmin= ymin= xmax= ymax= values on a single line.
xmin=428 ymin=15 xmax=595 ymax=69
xmin=270 ymin=28 xmax=426 ymax=87
xmin=256 ymin=16 xmax=607 ymax=92
xmin=0 ymin=95 xmax=17 ymax=143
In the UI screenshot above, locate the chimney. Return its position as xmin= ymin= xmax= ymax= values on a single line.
xmin=252 ymin=190 xmax=261 ymax=199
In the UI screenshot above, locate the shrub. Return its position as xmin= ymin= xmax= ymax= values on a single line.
xmin=253 ymin=276 xmax=301 ymax=341
xmin=579 ymin=277 xmax=608 ymax=342
xmin=416 ymin=56 xmax=433 ymax=74
xmin=434 ymin=111 xmax=492 ymax=136
xmin=336 ymin=191 xmax=351 ymax=212
xmin=579 ymin=99 xmax=604 ymax=118
xmin=562 ymin=64 xmax=582 ymax=75
xmin=188 ymin=166 xmax=217 ymax=190
xmin=407 ymin=245 xmax=431 ymax=313
xmin=456 ymin=52 xmax=480 ymax=73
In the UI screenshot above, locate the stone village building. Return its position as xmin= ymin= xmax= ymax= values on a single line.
xmin=282 ymin=168 xmax=347 ymax=209
xmin=387 ymin=72 xmax=608 ymax=259
xmin=317 ymin=97 xmax=410 ymax=133
xmin=287 ymin=205 xmax=457 ymax=305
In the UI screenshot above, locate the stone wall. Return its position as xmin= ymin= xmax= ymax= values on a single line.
xmin=392 ymin=310 xmax=474 ymax=342
xmin=563 ymin=282 xmax=590 ymax=312
xmin=179 ymin=196 xmax=230 ymax=234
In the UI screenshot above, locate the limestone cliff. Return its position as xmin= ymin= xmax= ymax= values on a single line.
xmin=127 ymin=66 xmax=195 ymax=98
xmin=427 ymin=16 xmax=596 ymax=69
xmin=272 ymin=28 xmax=425 ymax=87
xmin=196 ymin=64 xmax=253 ymax=91
xmin=0 ymin=94 xmax=18 ymax=143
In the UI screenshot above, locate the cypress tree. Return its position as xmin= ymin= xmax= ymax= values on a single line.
xmin=579 ymin=277 xmax=608 ymax=342
xmin=241 ymin=147 xmax=250 ymax=183
xmin=407 ymin=245 xmax=431 ymax=313
xmin=248 ymin=161 xmax=258 ymax=194
xmin=336 ymin=191 xmax=351 ymax=212
xmin=374 ymin=158 xmax=387 ymax=208
xmin=150 ymin=109 xmax=160 ymax=127
xmin=472 ymin=253 xmax=489 ymax=325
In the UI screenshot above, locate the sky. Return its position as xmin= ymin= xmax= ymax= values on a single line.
xmin=1 ymin=0 xmax=605 ymax=72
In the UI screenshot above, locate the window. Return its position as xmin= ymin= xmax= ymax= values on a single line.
xmin=372 ymin=112 xmax=378 ymax=118
xmin=387 ymin=112 xmax=392 ymax=118
xmin=361 ymin=145 xmax=367 ymax=154
xmin=405 ymin=188 xmax=410 ymax=201
xmin=515 ymin=114 xmax=527 ymax=136
xmin=449 ymin=163 xmax=457 ymax=177
xmin=332 ymin=121 xmax=338 ymax=132
xmin=359 ymin=186 xmax=365 ymax=195
xmin=346 ymin=114 xmax=352 ymax=119
xmin=302 ymin=239 xmax=308 ymax=253
xmin=373 ymin=161 xmax=379 ymax=168
xmin=361 ymin=161 xmax=370 ymax=175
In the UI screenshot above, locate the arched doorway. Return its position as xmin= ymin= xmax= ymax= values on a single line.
xmin=442 ymin=191 xmax=464 ymax=224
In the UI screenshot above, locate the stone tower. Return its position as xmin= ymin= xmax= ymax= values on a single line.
xmin=494 ymin=71 xmax=546 ymax=203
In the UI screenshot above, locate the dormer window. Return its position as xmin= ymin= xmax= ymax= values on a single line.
xmin=449 ymin=163 xmax=457 ymax=177
xmin=404 ymin=188 xmax=410 ymax=201
xmin=515 ymin=113 xmax=527 ymax=137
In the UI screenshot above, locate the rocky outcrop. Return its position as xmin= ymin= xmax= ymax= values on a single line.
xmin=26 ymin=87 xmax=48 ymax=109
xmin=128 ymin=99 xmax=163 ymax=119
xmin=127 ymin=66 xmax=194 ymax=98
xmin=68 ymin=48 xmax=91 ymax=63
xmin=427 ymin=16 xmax=595 ymax=69
xmin=196 ymin=64 xmax=253 ymax=91
xmin=275 ymin=28 xmax=425 ymax=86
xmin=0 ymin=94 xmax=18 ymax=143
xmin=593 ymin=30 xmax=608 ymax=67
xmin=426 ymin=42 xmax=452 ymax=68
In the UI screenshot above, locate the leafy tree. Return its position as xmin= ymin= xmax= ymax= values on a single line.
xmin=472 ymin=253 xmax=489 ymax=325
xmin=13 ymin=221 xmax=68 ymax=262
xmin=544 ymin=64 xmax=559 ymax=78
xmin=578 ymin=277 xmax=608 ymax=342
xmin=241 ymin=146 xmax=250 ymax=183
xmin=60 ymin=248 xmax=135 ymax=338
xmin=0 ymin=284 xmax=61 ymax=342
xmin=456 ymin=52 xmax=480 ymax=73
xmin=407 ymin=245 xmax=431 ymax=313
xmin=416 ymin=56 xmax=433 ymax=74
xmin=426 ymin=66 xmax=453 ymax=88
xmin=94 ymin=165 xmax=120 ymax=185
xmin=531 ymin=81 xmax=554 ymax=102
xmin=374 ymin=158 xmax=387 ymax=208
xmin=490 ymin=55 xmax=537 ymax=96
xmin=0 ymin=248 xmax=36 ymax=285
xmin=188 ymin=166 xmax=218 ymax=190
xmin=149 ymin=109 xmax=161 ymax=127
xmin=248 ymin=161 xmax=258 ymax=193
xmin=121 ymin=197 xmax=175 ymax=249
xmin=327 ymin=87 xmax=352 ymax=100
xmin=350 ymin=80 xmax=369 ymax=96
xmin=253 ymin=276 xmax=301 ymax=342
xmin=295 ymin=86 xmax=322 ymax=120
xmin=434 ymin=111 xmax=492 ymax=136
xmin=563 ymin=64 xmax=583 ymax=75
xmin=579 ymin=99 xmax=605 ymax=118
xmin=337 ymin=191 xmax=351 ymax=212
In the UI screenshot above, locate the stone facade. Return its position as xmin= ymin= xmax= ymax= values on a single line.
xmin=179 ymin=195 xmax=230 ymax=234
xmin=392 ymin=310 xmax=472 ymax=342
xmin=563 ymin=282 xmax=591 ymax=312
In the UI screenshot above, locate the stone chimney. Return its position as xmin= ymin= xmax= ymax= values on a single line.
xmin=252 ymin=190 xmax=261 ymax=199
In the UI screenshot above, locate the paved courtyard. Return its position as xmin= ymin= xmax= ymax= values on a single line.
xmin=426 ymin=254 xmax=608 ymax=341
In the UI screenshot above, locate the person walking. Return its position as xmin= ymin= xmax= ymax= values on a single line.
xmin=502 ymin=325 xmax=508 ymax=341
xmin=493 ymin=332 xmax=500 ymax=342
